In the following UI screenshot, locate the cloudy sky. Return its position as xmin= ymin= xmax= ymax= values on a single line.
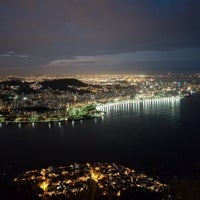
xmin=0 ymin=0 xmax=200 ymax=75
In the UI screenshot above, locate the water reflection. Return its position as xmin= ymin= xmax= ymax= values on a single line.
xmin=18 ymin=123 xmax=21 ymax=128
xmin=0 ymin=97 xmax=200 ymax=182
xmin=48 ymin=123 xmax=51 ymax=128
xmin=100 ymin=97 xmax=181 ymax=126
xmin=0 ymin=97 xmax=181 ymax=130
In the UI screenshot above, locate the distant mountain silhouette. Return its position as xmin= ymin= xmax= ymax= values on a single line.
xmin=1 ymin=80 xmax=35 ymax=94
xmin=0 ymin=78 xmax=88 ymax=94
xmin=40 ymin=78 xmax=88 ymax=91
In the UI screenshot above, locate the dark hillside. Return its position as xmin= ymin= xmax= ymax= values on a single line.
xmin=40 ymin=79 xmax=87 ymax=90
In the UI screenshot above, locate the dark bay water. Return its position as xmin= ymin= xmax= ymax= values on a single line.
xmin=0 ymin=97 xmax=200 ymax=181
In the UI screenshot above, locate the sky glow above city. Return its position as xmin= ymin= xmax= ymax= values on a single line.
xmin=0 ymin=0 xmax=200 ymax=75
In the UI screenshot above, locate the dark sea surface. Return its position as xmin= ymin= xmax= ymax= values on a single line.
xmin=0 ymin=96 xmax=200 ymax=182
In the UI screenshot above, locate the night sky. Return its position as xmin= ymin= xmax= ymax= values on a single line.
xmin=0 ymin=0 xmax=200 ymax=75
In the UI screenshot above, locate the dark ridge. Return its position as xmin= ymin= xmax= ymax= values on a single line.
xmin=0 ymin=78 xmax=89 ymax=94
xmin=0 ymin=80 xmax=36 ymax=94
xmin=1 ymin=80 xmax=24 ymax=87
xmin=40 ymin=79 xmax=88 ymax=91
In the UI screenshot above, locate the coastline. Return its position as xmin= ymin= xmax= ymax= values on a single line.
xmin=0 ymin=95 xmax=182 ymax=125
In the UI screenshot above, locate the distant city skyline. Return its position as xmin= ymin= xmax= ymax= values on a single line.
xmin=0 ymin=0 xmax=200 ymax=75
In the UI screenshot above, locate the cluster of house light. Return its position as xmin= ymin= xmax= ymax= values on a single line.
xmin=14 ymin=163 xmax=167 ymax=199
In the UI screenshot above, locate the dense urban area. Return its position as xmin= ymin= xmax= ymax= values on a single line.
xmin=1 ymin=73 xmax=200 ymax=200
xmin=0 ymin=73 xmax=200 ymax=124
xmin=13 ymin=162 xmax=168 ymax=200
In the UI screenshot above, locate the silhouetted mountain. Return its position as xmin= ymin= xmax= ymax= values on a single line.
xmin=40 ymin=79 xmax=87 ymax=91
xmin=0 ymin=80 xmax=36 ymax=94
xmin=0 ymin=78 xmax=89 ymax=94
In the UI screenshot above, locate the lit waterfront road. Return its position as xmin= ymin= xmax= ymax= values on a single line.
xmin=13 ymin=163 xmax=168 ymax=199
xmin=96 ymin=96 xmax=181 ymax=113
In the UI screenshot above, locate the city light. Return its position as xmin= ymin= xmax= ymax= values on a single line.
xmin=14 ymin=162 xmax=168 ymax=199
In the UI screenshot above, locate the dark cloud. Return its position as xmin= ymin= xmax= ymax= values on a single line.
xmin=0 ymin=0 xmax=200 ymax=74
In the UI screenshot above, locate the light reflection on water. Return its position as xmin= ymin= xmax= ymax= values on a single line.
xmin=103 ymin=98 xmax=181 ymax=128
xmin=0 ymin=97 xmax=200 ymax=180
xmin=0 ymin=97 xmax=181 ymax=129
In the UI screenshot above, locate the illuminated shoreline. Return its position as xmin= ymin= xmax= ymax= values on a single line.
xmin=0 ymin=96 xmax=181 ymax=126
xmin=96 ymin=95 xmax=181 ymax=111
xmin=0 ymin=104 xmax=104 ymax=125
